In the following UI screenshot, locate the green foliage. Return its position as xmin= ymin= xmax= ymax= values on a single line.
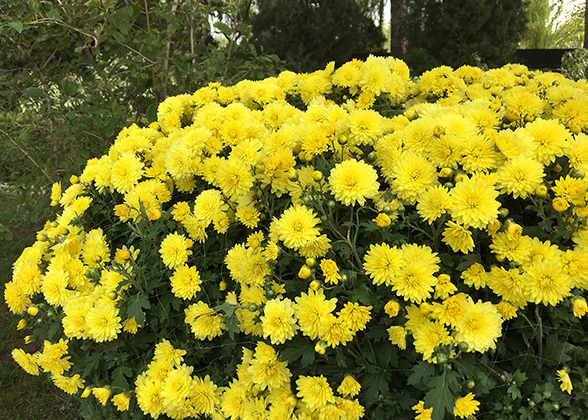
xmin=403 ymin=0 xmax=528 ymax=75
xmin=251 ymin=0 xmax=385 ymax=72
xmin=0 ymin=0 xmax=282 ymax=188
xmin=561 ymin=48 xmax=588 ymax=81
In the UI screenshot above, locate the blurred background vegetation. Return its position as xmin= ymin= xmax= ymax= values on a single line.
xmin=0 ymin=0 xmax=586 ymax=418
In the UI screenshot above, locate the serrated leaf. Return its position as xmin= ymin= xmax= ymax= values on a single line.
xmin=424 ymin=372 xmax=456 ymax=420
xmin=408 ymin=361 xmax=435 ymax=387
xmin=362 ymin=369 xmax=391 ymax=404
xmin=112 ymin=366 xmax=132 ymax=389
xmin=127 ymin=293 xmax=150 ymax=325
xmin=279 ymin=340 xmax=315 ymax=364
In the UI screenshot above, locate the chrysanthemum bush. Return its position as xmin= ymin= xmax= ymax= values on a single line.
xmin=6 ymin=56 xmax=588 ymax=420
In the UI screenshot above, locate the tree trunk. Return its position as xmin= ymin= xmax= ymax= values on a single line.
xmin=390 ymin=0 xmax=406 ymax=57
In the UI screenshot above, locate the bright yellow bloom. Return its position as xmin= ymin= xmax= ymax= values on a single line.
xmin=449 ymin=176 xmax=500 ymax=229
xmin=572 ymin=296 xmax=588 ymax=318
xmin=296 ymin=375 xmax=335 ymax=412
xmin=92 ymin=386 xmax=111 ymax=406
xmin=261 ymin=298 xmax=298 ymax=344
xmin=363 ymin=243 xmax=402 ymax=286
xmin=442 ymin=221 xmax=474 ymax=254
xmin=453 ymin=393 xmax=480 ymax=419
xmin=274 ymin=205 xmax=321 ymax=250
xmin=111 ymin=152 xmax=144 ymax=194
xmin=523 ymin=260 xmax=573 ymax=306
xmin=328 ymin=159 xmax=379 ymax=206
xmin=52 ymin=373 xmax=84 ymax=395
xmin=247 ymin=342 xmax=292 ymax=391
xmin=293 ymin=288 xmax=337 ymax=340
xmin=556 ymin=369 xmax=573 ymax=394
xmin=412 ymin=400 xmax=433 ymax=420
xmin=413 ymin=320 xmax=452 ymax=362
xmin=185 ymin=301 xmax=224 ymax=340
xmin=112 ymin=393 xmax=131 ymax=412
xmin=337 ymin=375 xmax=361 ymax=398
xmin=338 ymin=302 xmax=372 ymax=333
xmin=496 ymin=155 xmax=545 ymax=199
xmin=86 ymin=301 xmax=122 ymax=343
xmin=319 ymin=314 xmax=354 ymax=347
xmin=387 ymin=325 xmax=407 ymax=349
xmin=320 ymin=259 xmax=341 ymax=284
xmin=12 ymin=348 xmax=39 ymax=375
xmin=454 ymin=300 xmax=503 ymax=353
xmin=159 ymin=232 xmax=192 ymax=270
xmin=384 ymin=300 xmax=400 ymax=317
xmin=170 ymin=264 xmax=202 ymax=300
xmin=190 ymin=375 xmax=220 ymax=416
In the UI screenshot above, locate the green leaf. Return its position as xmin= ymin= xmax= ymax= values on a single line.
xmin=126 ymin=293 xmax=150 ymax=325
xmin=213 ymin=21 xmax=232 ymax=37
xmin=362 ymin=369 xmax=391 ymax=404
xmin=63 ymin=79 xmax=77 ymax=96
xmin=408 ymin=361 xmax=435 ymax=387
xmin=424 ymin=371 xmax=460 ymax=420
xmin=24 ymin=87 xmax=44 ymax=98
xmin=112 ymin=366 xmax=132 ymax=389
xmin=8 ymin=21 xmax=24 ymax=33
xmin=279 ymin=339 xmax=315 ymax=364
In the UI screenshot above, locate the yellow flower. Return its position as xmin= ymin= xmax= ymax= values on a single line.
xmin=328 ymin=159 xmax=379 ymax=206
xmin=390 ymin=151 xmax=438 ymax=205
xmin=86 ymin=301 xmax=122 ymax=343
xmin=247 ymin=342 xmax=292 ymax=391
xmin=135 ymin=374 xmax=164 ymax=418
xmin=572 ymin=296 xmax=588 ymax=318
xmin=319 ymin=314 xmax=354 ymax=347
xmin=216 ymin=157 xmax=254 ymax=198
xmin=11 ymin=348 xmax=39 ymax=375
xmin=159 ymin=232 xmax=192 ymax=270
xmin=170 ymin=265 xmax=202 ymax=300
xmin=387 ymin=325 xmax=407 ymax=349
xmin=523 ymin=260 xmax=573 ymax=306
xmin=490 ymin=231 xmax=533 ymax=265
xmin=111 ymin=152 xmax=144 ymax=194
xmin=454 ymin=300 xmax=503 ymax=353
xmin=496 ymin=300 xmax=518 ymax=320
xmin=552 ymin=197 xmax=570 ymax=212
xmin=449 ymin=176 xmax=500 ymax=229
xmin=274 ymin=205 xmax=321 ymax=251
xmin=320 ymin=259 xmax=341 ymax=284
xmin=525 ymin=118 xmax=569 ymax=164
xmin=337 ymin=375 xmax=361 ymax=398
xmin=184 ymin=301 xmax=224 ymax=340
xmin=433 ymin=274 xmax=458 ymax=300
xmin=453 ymin=393 xmax=480 ymax=419
xmin=496 ymin=155 xmax=545 ymax=199
xmin=346 ymin=109 xmax=384 ymax=145
xmin=92 ymin=386 xmax=111 ymax=406
xmin=556 ymin=369 xmax=573 ymax=394
xmin=363 ymin=243 xmax=402 ymax=286
xmin=384 ymin=300 xmax=400 ymax=317
xmin=413 ymin=320 xmax=452 ymax=362
xmin=296 ymin=375 xmax=335 ymax=412
xmin=293 ymin=288 xmax=337 ymax=340
xmin=261 ymin=298 xmax=298 ymax=345
xmin=417 ymin=185 xmax=452 ymax=224
xmin=373 ymin=212 xmax=391 ymax=228
xmin=112 ymin=393 xmax=130 ymax=412
xmin=412 ymin=400 xmax=433 ymax=420
xmin=338 ymin=302 xmax=372 ymax=333
xmin=52 ymin=373 xmax=84 ymax=395
xmin=190 ymin=375 xmax=220 ymax=416
xmin=442 ymin=221 xmax=474 ymax=254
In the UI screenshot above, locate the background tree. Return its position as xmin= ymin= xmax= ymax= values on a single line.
xmin=0 ymin=0 xmax=281 ymax=191
xmin=403 ymin=0 xmax=528 ymax=75
xmin=251 ymin=0 xmax=385 ymax=73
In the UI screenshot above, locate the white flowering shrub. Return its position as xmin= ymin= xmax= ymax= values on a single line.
xmin=6 ymin=57 xmax=588 ymax=420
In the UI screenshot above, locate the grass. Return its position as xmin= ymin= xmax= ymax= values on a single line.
xmin=0 ymin=187 xmax=82 ymax=420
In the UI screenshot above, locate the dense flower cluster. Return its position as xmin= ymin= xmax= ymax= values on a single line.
xmin=6 ymin=56 xmax=588 ymax=419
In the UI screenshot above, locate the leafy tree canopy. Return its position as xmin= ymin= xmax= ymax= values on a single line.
xmin=403 ymin=0 xmax=528 ymax=75
xmin=251 ymin=0 xmax=386 ymax=73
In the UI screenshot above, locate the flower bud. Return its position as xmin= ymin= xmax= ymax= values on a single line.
xmin=298 ymin=265 xmax=312 ymax=279
xmin=27 ymin=305 xmax=39 ymax=317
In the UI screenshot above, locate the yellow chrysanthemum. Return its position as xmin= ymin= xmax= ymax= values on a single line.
xmin=523 ymin=260 xmax=573 ymax=306
xmin=338 ymin=302 xmax=372 ymax=333
xmin=12 ymin=348 xmax=39 ymax=375
xmin=387 ymin=325 xmax=407 ymax=349
xmin=496 ymin=155 xmax=545 ymax=199
xmin=412 ymin=320 xmax=452 ymax=362
xmin=170 ymin=264 xmax=202 ymax=300
xmin=442 ymin=221 xmax=474 ymax=254
xmin=417 ymin=185 xmax=452 ymax=224
xmin=111 ymin=152 xmax=144 ymax=194
xmin=86 ymin=301 xmax=122 ymax=342
xmin=453 ymin=393 xmax=480 ymax=419
xmin=328 ymin=159 xmax=379 ymax=206
xmin=449 ymin=176 xmax=500 ymax=229
xmin=112 ymin=393 xmax=131 ymax=412
xmin=296 ymin=375 xmax=336 ymax=412
xmin=556 ymin=369 xmax=573 ymax=394
xmin=293 ymin=288 xmax=337 ymax=340
xmin=184 ymin=301 xmax=224 ymax=340
xmin=363 ymin=243 xmax=402 ymax=286
xmin=320 ymin=259 xmax=341 ymax=284
xmin=454 ymin=300 xmax=503 ymax=353
xmin=261 ymin=298 xmax=298 ymax=344
xmin=159 ymin=232 xmax=192 ymax=270
xmin=247 ymin=342 xmax=292 ymax=391
xmin=274 ymin=205 xmax=320 ymax=250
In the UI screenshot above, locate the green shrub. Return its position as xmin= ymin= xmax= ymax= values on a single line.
xmin=5 ymin=56 xmax=588 ymax=420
